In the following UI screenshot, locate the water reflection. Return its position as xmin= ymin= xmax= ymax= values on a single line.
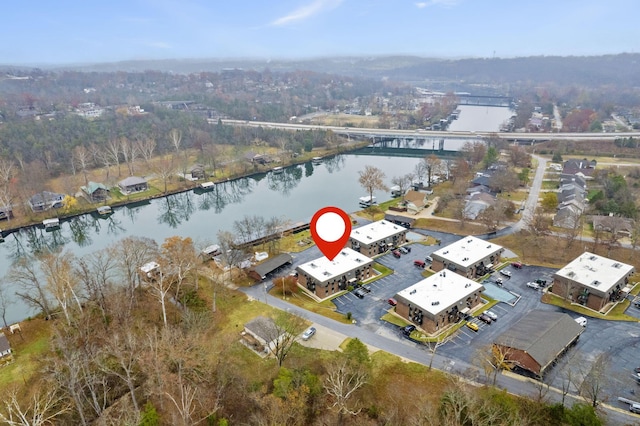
xmin=267 ymin=165 xmax=303 ymax=196
xmin=157 ymin=192 xmax=196 ymax=228
xmin=324 ymin=155 xmax=346 ymax=173
xmin=24 ymin=226 xmax=69 ymax=255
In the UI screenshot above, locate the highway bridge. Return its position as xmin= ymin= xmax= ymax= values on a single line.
xmin=220 ymin=119 xmax=640 ymax=143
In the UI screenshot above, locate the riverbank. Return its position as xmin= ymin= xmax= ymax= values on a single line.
xmin=1 ymin=140 xmax=369 ymax=237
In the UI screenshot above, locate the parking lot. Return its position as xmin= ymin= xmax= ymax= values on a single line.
xmin=324 ymin=237 xmax=640 ymax=407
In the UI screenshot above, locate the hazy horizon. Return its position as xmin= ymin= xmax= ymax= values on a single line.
xmin=2 ymin=0 xmax=638 ymax=66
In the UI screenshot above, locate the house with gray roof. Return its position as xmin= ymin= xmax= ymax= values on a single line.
xmin=0 ymin=333 xmax=11 ymax=359
xmin=118 ymin=176 xmax=148 ymax=194
xmin=493 ymin=311 xmax=584 ymax=377
xmin=28 ymin=191 xmax=66 ymax=212
xmin=248 ymin=253 xmax=293 ymax=281
xmin=242 ymin=316 xmax=285 ymax=356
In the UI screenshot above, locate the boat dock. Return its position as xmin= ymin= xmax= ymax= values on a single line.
xmin=43 ymin=218 xmax=60 ymax=230
xmin=97 ymin=206 xmax=112 ymax=215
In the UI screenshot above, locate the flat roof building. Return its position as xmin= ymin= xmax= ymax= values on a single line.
xmin=393 ymin=271 xmax=485 ymax=334
xmin=349 ymin=220 xmax=408 ymax=257
xmin=431 ymin=235 xmax=504 ymax=278
xmin=297 ymin=248 xmax=374 ymax=300
xmin=551 ymin=252 xmax=635 ymax=311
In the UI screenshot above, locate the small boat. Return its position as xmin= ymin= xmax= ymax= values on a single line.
xmin=43 ymin=218 xmax=60 ymax=230
xmin=359 ymin=196 xmax=377 ymax=207
xmin=97 ymin=206 xmax=112 ymax=215
xmin=272 ymin=166 xmax=284 ymax=174
xmin=312 ymin=157 xmax=323 ymax=165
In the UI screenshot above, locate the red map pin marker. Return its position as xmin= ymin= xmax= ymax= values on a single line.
xmin=310 ymin=206 xmax=352 ymax=261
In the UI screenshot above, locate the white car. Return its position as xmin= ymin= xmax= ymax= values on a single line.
xmin=574 ymin=317 xmax=587 ymax=327
xmin=500 ymin=270 xmax=511 ymax=277
xmin=526 ymin=281 xmax=540 ymax=289
xmin=485 ymin=311 xmax=498 ymax=321
xmin=301 ymin=327 xmax=316 ymax=340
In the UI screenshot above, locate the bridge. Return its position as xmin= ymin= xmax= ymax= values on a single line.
xmin=220 ymin=119 xmax=640 ymax=143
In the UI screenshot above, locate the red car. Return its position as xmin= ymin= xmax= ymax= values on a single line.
xmin=392 ymin=250 xmax=401 ymax=258
xmin=388 ymin=298 xmax=397 ymax=306
xmin=511 ymin=261 xmax=523 ymax=269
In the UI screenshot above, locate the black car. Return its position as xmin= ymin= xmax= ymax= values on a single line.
xmin=478 ymin=313 xmax=493 ymax=324
xmin=360 ymin=285 xmax=372 ymax=293
xmin=353 ymin=288 xmax=366 ymax=299
xmin=402 ymin=325 xmax=416 ymax=336
xmin=534 ymin=279 xmax=547 ymax=287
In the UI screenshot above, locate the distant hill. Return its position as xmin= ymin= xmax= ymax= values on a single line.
xmin=43 ymin=53 xmax=640 ymax=88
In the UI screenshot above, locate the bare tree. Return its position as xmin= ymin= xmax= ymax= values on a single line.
xmin=255 ymin=311 xmax=306 ymax=367
xmin=106 ymin=138 xmax=122 ymax=177
xmin=113 ymin=236 xmax=159 ymax=314
xmin=169 ymin=128 xmax=183 ymax=154
xmin=72 ymin=145 xmax=92 ymax=186
xmin=75 ymin=249 xmax=116 ymax=322
xmin=358 ymin=165 xmax=388 ymax=205
xmin=8 ymin=256 xmax=52 ymax=319
xmin=391 ymin=174 xmax=411 ymax=199
xmin=324 ymin=358 xmax=368 ymax=424
xmin=159 ymin=236 xmax=198 ymax=307
xmin=99 ymin=330 xmax=143 ymax=412
xmin=413 ymin=161 xmax=427 ymax=185
xmin=119 ymin=137 xmax=138 ymax=176
xmin=40 ymin=251 xmax=83 ymax=326
xmin=153 ymin=155 xmax=176 ymax=194
xmin=216 ymin=230 xmax=247 ymax=279
xmin=0 ymin=385 xmax=70 ymax=426
xmin=578 ymin=352 xmax=609 ymax=408
xmin=424 ymin=154 xmax=442 ymax=187
xmin=136 ymin=137 xmax=156 ymax=163
xmin=0 ymin=283 xmax=11 ymax=328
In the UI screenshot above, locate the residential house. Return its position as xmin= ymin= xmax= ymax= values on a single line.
xmin=553 ymin=202 xmax=584 ymax=229
xmin=242 ymin=316 xmax=284 ymax=356
xmin=0 ymin=205 xmax=14 ymax=220
xmin=562 ymin=159 xmax=596 ymax=178
xmin=464 ymin=192 xmax=496 ymax=220
xmin=591 ymin=215 xmax=634 ymax=238
xmin=244 ymin=151 xmax=272 ymax=165
xmin=190 ymin=164 xmax=206 ymax=180
xmin=28 ymin=191 xmax=65 ymax=212
xmin=0 ymin=333 xmax=11 ymax=359
xmin=404 ymin=190 xmax=427 ymax=214
xmin=118 ymin=176 xmax=148 ymax=194
xmin=81 ymin=181 xmax=110 ymax=202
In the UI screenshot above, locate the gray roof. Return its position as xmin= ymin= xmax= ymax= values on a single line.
xmin=244 ymin=316 xmax=279 ymax=343
xmin=495 ymin=311 xmax=584 ymax=374
xmin=0 ymin=333 xmax=10 ymax=353
xmin=118 ymin=176 xmax=147 ymax=186
xmin=251 ymin=253 xmax=293 ymax=279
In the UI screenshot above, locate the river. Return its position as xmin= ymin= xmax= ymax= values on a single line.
xmin=0 ymin=153 xmax=425 ymax=324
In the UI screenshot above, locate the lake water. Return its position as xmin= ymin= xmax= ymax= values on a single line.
xmin=449 ymin=105 xmax=516 ymax=132
xmin=0 ymin=154 xmax=424 ymax=324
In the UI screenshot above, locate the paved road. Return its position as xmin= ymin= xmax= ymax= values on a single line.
xmin=241 ymin=281 xmax=639 ymax=425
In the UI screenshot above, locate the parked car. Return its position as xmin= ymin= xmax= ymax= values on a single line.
xmin=500 ymin=270 xmax=512 ymax=277
xmin=360 ymin=285 xmax=372 ymax=293
xmin=495 ymin=278 xmax=504 ymax=286
xmin=634 ymin=367 xmax=640 ymax=374
xmin=478 ymin=313 xmax=493 ymax=324
xmin=630 ymin=403 xmax=640 ymax=414
xmin=425 ymin=255 xmax=433 ymax=263
xmin=414 ymin=259 xmax=426 ymax=268
xmin=354 ymin=288 xmax=366 ymax=299
xmin=388 ymin=298 xmax=397 ymax=306
xmin=526 ymin=281 xmax=540 ymax=289
xmin=485 ymin=310 xmax=498 ymax=321
xmin=534 ymin=279 xmax=547 ymax=286
xmin=392 ymin=250 xmax=401 ymax=258
xmin=399 ymin=246 xmax=409 ymax=254
xmin=466 ymin=322 xmax=479 ymax=332
xmin=575 ymin=317 xmax=587 ymax=327
xmin=402 ymin=325 xmax=416 ymax=336
xmin=511 ymin=261 xmax=523 ymax=269
xmin=301 ymin=327 xmax=316 ymax=340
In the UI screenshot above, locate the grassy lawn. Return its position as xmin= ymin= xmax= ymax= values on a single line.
xmin=413 ymin=218 xmax=487 ymax=236
xmin=541 ymin=180 xmax=559 ymax=190
xmin=268 ymin=286 xmax=352 ymax=324
xmin=541 ymin=291 xmax=639 ymax=322
xmin=0 ymin=319 xmax=52 ymax=388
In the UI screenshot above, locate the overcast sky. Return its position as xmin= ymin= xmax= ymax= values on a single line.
xmin=2 ymin=0 xmax=638 ymax=65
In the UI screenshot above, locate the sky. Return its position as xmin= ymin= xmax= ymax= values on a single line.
xmin=2 ymin=0 xmax=639 ymax=65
